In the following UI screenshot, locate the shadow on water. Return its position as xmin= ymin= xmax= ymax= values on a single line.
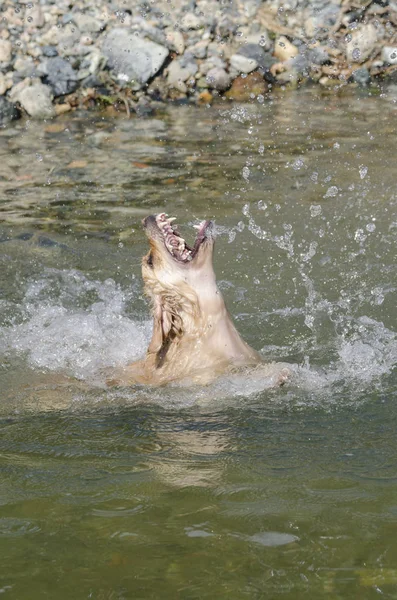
xmin=1 ymin=87 xmax=397 ymax=598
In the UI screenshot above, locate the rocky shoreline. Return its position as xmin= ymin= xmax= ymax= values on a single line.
xmin=1 ymin=0 xmax=397 ymax=123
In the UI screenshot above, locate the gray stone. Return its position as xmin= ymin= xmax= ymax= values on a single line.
xmin=42 ymin=46 xmax=58 ymax=58
xmin=38 ymin=57 xmax=78 ymax=97
xmin=73 ymin=13 xmax=104 ymax=34
xmin=0 ymin=40 xmax=12 ymax=64
xmin=205 ymin=67 xmax=231 ymax=91
xmin=346 ymin=24 xmax=378 ymax=63
xmin=14 ymin=82 xmax=55 ymax=119
xmin=0 ymin=97 xmax=19 ymax=125
xmin=382 ymin=46 xmax=397 ymax=65
xmin=235 ymin=44 xmax=268 ymax=67
xmin=351 ymin=67 xmax=371 ymax=86
xmin=101 ymin=28 xmax=168 ymax=87
xmin=305 ymin=3 xmax=340 ymax=38
xmin=132 ymin=21 xmax=168 ymax=47
xmin=230 ymin=53 xmax=258 ymax=73
xmin=307 ymin=45 xmax=329 ymax=66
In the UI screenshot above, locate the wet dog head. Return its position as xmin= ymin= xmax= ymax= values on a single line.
xmin=141 ymin=214 xmax=220 ymax=366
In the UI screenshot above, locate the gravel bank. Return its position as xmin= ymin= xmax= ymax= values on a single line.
xmin=1 ymin=0 xmax=397 ymax=122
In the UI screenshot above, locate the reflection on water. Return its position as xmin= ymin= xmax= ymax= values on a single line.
xmin=1 ymin=87 xmax=397 ymax=598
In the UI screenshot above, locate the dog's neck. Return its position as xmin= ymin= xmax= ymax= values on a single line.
xmin=144 ymin=283 xmax=262 ymax=384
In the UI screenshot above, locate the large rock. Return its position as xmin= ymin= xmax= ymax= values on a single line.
xmin=38 ymin=57 xmax=78 ymax=97
xmin=102 ymin=28 xmax=168 ymax=87
xmin=346 ymin=24 xmax=378 ymax=63
xmin=13 ymin=82 xmax=55 ymax=119
xmin=0 ymin=97 xmax=20 ymax=125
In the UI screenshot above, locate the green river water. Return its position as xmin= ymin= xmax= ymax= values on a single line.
xmin=1 ymin=87 xmax=397 ymax=598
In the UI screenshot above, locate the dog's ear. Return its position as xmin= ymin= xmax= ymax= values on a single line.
xmin=147 ymin=297 xmax=174 ymax=355
xmin=148 ymin=296 xmax=165 ymax=354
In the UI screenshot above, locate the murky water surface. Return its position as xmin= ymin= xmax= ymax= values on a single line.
xmin=1 ymin=87 xmax=397 ymax=598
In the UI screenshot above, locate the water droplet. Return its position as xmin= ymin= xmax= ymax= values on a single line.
xmin=310 ymin=205 xmax=322 ymax=217
xmin=352 ymin=48 xmax=361 ymax=61
xmin=36 ymin=153 xmax=43 ymax=162
xmin=333 ymin=142 xmax=340 ymax=149
xmin=257 ymin=94 xmax=264 ymax=104
xmin=27 ymin=16 xmax=33 ymax=23
xmin=258 ymin=143 xmax=264 ymax=155
xmin=366 ymin=223 xmax=376 ymax=232
xmin=242 ymin=166 xmax=250 ymax=181
xmin=259 ymin=36 xmax=267 ymax=47
xmin=257 ymin=200 xmax=267 ymax=211
xmin=345 ymin=33 xmax=352 ymax=42
xmin=310 ymin=172 xmax=318 ymax=183
xmin=292 ymin=158 xmax=304 ymax=171
xmin=324 ymin=186 xmax=338 ymax=198
xmin=359 ymin=165 xmax=368 ymax=179
xmin=354 ymin=228 xmax=367 ymax=243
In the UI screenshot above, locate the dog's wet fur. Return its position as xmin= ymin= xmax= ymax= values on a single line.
xmin=108 ymin=214 xmax=290 ymax=387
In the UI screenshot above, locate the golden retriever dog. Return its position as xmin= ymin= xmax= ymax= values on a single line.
xmin=109 ymin=214 xmax=290 ymax=387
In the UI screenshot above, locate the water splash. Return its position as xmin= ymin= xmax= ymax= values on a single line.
xmin=0 ymin=269 xmax=151 ymax=382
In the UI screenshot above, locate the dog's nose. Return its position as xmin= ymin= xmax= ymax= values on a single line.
xmin=142 ymin=215 xmax=156 ymax=228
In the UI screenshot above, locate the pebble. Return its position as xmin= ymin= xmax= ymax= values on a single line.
xmin=225 ymin=71 xmax=267 ymax=102
xmin=351 ymin=67 xmax=371 ymax=86
xmin=0 ymin=40 xmax=12 ymax=64
xmin=165 ymin=31 xmax=185 ymax=55
xmin=230 ymin=54 xmax=258 ymax=74
xmin=382 ymin=46 xmax=397 ymax=65
xmin=167 ymin=59 xmax=198 ymax=91
xmin=205 ymin=67 xmax=231 ymax=91
xmin=346 ymin=24 xmax=378 ymax=63
xmin=274 ymin=36 xmax=299 ymax=62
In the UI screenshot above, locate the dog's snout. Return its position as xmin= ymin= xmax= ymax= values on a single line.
xmin=142 ymin=215 xmax=156 ymax=229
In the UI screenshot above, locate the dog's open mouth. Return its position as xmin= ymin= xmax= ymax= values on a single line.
xmin=153 ymin=213 xmax=212 ymax=263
